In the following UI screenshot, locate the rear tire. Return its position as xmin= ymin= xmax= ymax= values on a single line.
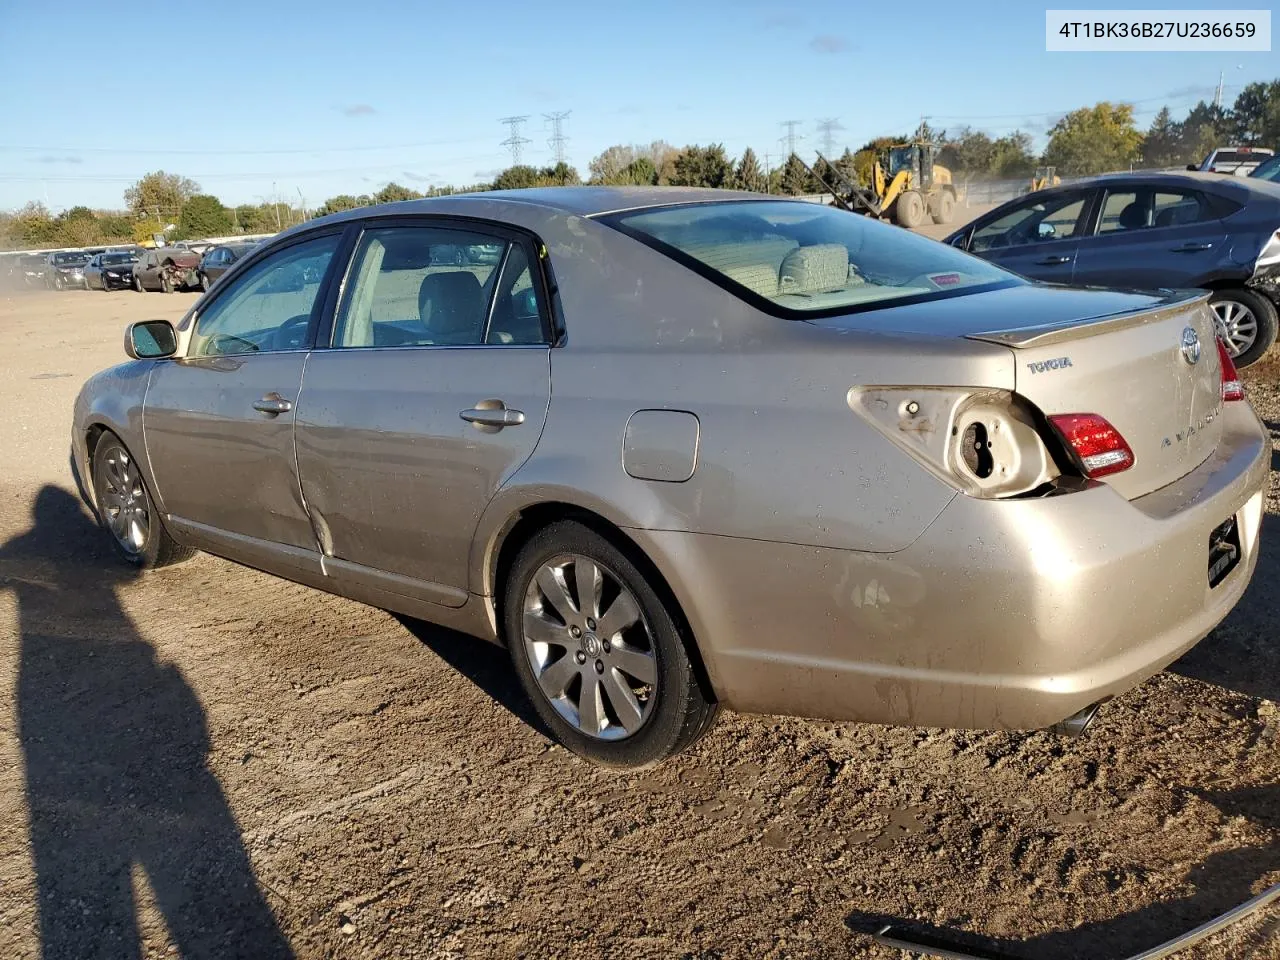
xmin=895 ymin=190 xmax=925 ymax=228
xmin=931 ymin=191 xmax=956 ymax=225
xmin=503 ymin=520 xmax=718 ymax=768
xmin=91 ymin=433 xmax=195 ymax=569
xmin=160 ymin=270 xmax=173 ymax=294
xmin=1209 ymin=288 xmax=1278 ymax=368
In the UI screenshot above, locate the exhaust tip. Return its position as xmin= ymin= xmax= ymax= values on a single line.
xmin=1048 ymin=700 xmax=1105 ymax=738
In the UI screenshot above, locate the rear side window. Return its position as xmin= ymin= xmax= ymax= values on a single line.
xmin=605 ymin=200 xmax=1015 ymax=317
xmin=333 ymin=225 xmax=546 ymax=348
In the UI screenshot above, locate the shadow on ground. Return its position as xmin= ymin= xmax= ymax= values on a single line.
xmin=1 ymin=486 xmax=292 ymax=960
xmin=846 ymin=786 xmax=1280 ymax=959
xmin=1174 ymin=513 xmax=1280 ymax=703
xmin=395 ymin=613 xmax=552 ymax=740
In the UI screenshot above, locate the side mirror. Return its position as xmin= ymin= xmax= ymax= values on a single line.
xmin=125 ymin=319 xmax=177 ymax=359
xmin=1036 ymin=222 xmax=1057 ymax=240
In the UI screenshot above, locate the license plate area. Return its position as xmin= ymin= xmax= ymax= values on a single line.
xmin=1208 ymin=515 xmax=1242 ymax=588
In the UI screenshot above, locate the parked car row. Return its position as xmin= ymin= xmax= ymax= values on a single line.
xmin=15 ymin=239 xmax=269 ymax=294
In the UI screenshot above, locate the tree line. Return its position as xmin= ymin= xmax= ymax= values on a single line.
xmin=3 ymin=79 xmax=1276 ymax=250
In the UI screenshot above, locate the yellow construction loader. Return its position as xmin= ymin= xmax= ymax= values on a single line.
xmin=1030 ymin=166 xmax=1060 ymax=191
xmin=809 ymin=143 xmax=959 ymax=228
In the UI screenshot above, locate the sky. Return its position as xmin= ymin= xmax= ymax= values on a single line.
xmin=0 ymin=0 xmax=1275 ymax=213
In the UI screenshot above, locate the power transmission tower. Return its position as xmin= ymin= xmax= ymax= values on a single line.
xmin=544 ymin=111 xmax=571 ymax=165
xmin=815 ymin=118 xmax=843 ymax=158
xmin=779 ymin=119 xmax=802 ymax=157
xmin=499 ymin=116 xmax=532 ymax=165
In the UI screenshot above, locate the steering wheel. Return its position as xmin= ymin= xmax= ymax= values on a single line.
xmin=273 ymin=314 xmax=311 ymax=350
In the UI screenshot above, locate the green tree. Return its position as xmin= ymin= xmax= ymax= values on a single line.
xmin=937 ymin=127 xmax=995 ymax=179
xmin=538 ymin=162 xmax=581 ymax=186
xmin=588 ymin=145 xmax=637 ymax=184
xmin=312 ymin=195 xmax=366 ymax=219
xmin=1042 ymin=102 xmax=1143 ymax=175
xmin=492 ymin=165 xmax=542 ymax=190
xmin=178 ymin=194 xmax=233 ymax=239
xmin=733 ymin=147 xmax=765 ymax=192
xmin=13 ymin=202 xmax=55 ymax=246
xmin=670 ymin=144 xmax=733 ymax=188
xmin=622 ymin=157 xmax=657 ymax=185
xmin=373 ymin=182 xmax=421 ymax=204
xmin=1141 ymin=107 xmax=1183 ymax=167
xmin=833 ymin=148 xmax=859 ymax=185
xmin=1230 ymin=81 xmax=1280 ymax=146
xmin=988 ymin=131 xmax=1036 ymax=177
xmin=97 ymin=214 xmax=134 ymax=239
xmin=233 ymin=203 xmax=280 ymax=233
xmin=1177 ymin=100 xmax=1230 ymax=166
xmin=779 ymin=153 xmax=812 ymax=195
xmin=123 ymin=171 xmax=199 ymax=219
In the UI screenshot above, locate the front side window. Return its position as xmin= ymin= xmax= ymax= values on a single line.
xmin=333 ymin=225 xmax=541 ymax=348
xmin=189 ymin=233 xmax=339 ymax=357
xmin=607 ymin=200 xmax=1016 ymax=315
xmin=970 ymin=192 xmax=1089 ymax=251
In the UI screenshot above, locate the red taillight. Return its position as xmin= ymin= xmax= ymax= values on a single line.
xmin=1048 ymin=413 xmax=1135 ymax=478
xmin=1217 ymin=337 xmax=1245 ymax=402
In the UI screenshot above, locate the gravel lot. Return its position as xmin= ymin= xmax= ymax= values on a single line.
xmin=0 ymin=286 xmax=1278 ymax=960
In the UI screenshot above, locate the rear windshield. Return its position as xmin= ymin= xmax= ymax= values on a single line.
xmin=1212 ymin=151 xmax=1269 ymax=165
xmin=604 ymin=200 xmax=1017 ymax=316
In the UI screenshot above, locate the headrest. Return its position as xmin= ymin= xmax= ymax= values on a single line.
xmin=778 ymin=244 xmax=849 ymax=296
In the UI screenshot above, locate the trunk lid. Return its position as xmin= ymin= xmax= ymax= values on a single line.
xmin=967 ymin=290 xmax=1222 ymax=500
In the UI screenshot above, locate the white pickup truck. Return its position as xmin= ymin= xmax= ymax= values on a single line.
xmin=1189 ymin=146 xmax=1275 ymax=176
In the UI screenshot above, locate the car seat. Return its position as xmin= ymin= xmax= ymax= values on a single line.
xmin=418 ymin=272 xmax=484 ymax=344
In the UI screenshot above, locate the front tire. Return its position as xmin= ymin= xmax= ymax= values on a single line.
xmin=1210 ymin=288 xmax=1278 ymax=368
xmin=894 ymin=190 xmax=925 ymax=228
xmin=91 ymin=433 xmax=194 ymax=569
xmin=133 ymin=274 xmax=144 ymax=292
xmin=504 ymin=521 xmax=717 ymax=768
xmin=160 ymin=271 xmax=174 ymax=294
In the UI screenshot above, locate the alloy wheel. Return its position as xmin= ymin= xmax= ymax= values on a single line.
xmin=1211 ymin=299 xmax=1258 ymax=357
xmin=521 ymin=554 xmax=658 ymax=740
xmin=96 ymin=442 xmax=149 ymax=557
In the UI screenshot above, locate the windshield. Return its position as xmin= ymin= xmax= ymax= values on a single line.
xmin=605 ymin=200 xmax=1017 ymax=316
xmin=102 ymin=252 xmax=137 ymax=265
xmin=53 ymin=252 xmax=88 ymax=265
xmin=1251 ymin=156 xmax=1280 ymax=182
xmin=888 ymin=146 xmax=916 ymax=176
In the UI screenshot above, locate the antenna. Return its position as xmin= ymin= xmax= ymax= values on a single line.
xmin=499 ymin=116 xmax=532 ymax=165
xmin=544 ymin=111 xmax=571 ymax=165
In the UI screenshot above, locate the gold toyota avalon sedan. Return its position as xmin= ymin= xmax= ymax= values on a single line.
xmin=71 ymin=188 xmax=1269 ymax=766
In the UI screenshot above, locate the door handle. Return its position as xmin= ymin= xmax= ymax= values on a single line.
xmin=1171 ymin=242 xmax=1213 ymax=252
xmin=1035 ymin=255 xmax=1073 ymax=265
xmin=252 ymin=393 xmax=293 ymax=416
xmin=460 ymin=400 xmax=525 ymax=430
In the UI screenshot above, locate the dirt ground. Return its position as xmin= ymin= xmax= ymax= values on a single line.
xmin=0 ymin=284 xmax=1278 ymax=960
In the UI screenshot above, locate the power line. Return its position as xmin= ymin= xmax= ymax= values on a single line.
xmin=0 ymin=135 xmax=499 ymax=157
xmin=499 ymin=116 xmax=532 ymax=166
xmin=779 ymin=119 xmax=802 ymax=158
xmin=815 ymin=118 xmax=843 ymax=158
xmin=544 ymin=111 xmax=571 ymax=166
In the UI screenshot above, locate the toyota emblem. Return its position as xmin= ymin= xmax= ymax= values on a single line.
xmin=1180 ymin=326 xmax=1201 ymax=365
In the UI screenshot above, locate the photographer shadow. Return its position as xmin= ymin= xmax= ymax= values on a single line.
xmin=3 ymin=486 xmax=292 ymax=960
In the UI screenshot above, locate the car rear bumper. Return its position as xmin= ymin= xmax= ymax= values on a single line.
xmin=639 ymin=401 xmax=1269 ymax=730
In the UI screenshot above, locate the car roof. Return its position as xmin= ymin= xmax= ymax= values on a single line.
xmin=309 ymin=186 xmax=782 ymax=228
xmin=1032 ymin=170 xmax=1278 ymax=195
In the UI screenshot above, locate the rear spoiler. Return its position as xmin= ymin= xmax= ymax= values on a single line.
xmin=966 ymin=292 xmax=1211 ymax=349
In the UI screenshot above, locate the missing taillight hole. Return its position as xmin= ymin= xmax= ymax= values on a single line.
xmin=961 ymin=422 xmax=994 ymax=479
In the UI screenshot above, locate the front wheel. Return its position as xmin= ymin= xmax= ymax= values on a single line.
xmin=504 ymin=521 xmax=717 ymax=768
xmin=160 ymin=272 xmax=173 ymax=294
xmin=198 ymin=272 xmax=209 ymax=292
xmin=91 ymin=434 xmax=194 ymax=569
xmin=1209 ymin=288 xmax=1278 ymax=368
xmin=894 ymin=190 xmax=926 ymax=228
xmin=133 ymin=274 xmax=144 ymax=292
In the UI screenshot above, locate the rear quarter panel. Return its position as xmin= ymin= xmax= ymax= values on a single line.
xmin=467 ymin=206 xmax=1016 ymax=593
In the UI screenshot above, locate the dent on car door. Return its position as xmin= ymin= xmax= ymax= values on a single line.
xmin=967 ymin=189 xmax=1093 ymax=283
xmin=294 ymin=223 xmax=551 ymax=607
xmin=1071 ymin=186 xmax=1229 ymax=290
xmin=143 ymin=232 xmax=345 ymax=567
